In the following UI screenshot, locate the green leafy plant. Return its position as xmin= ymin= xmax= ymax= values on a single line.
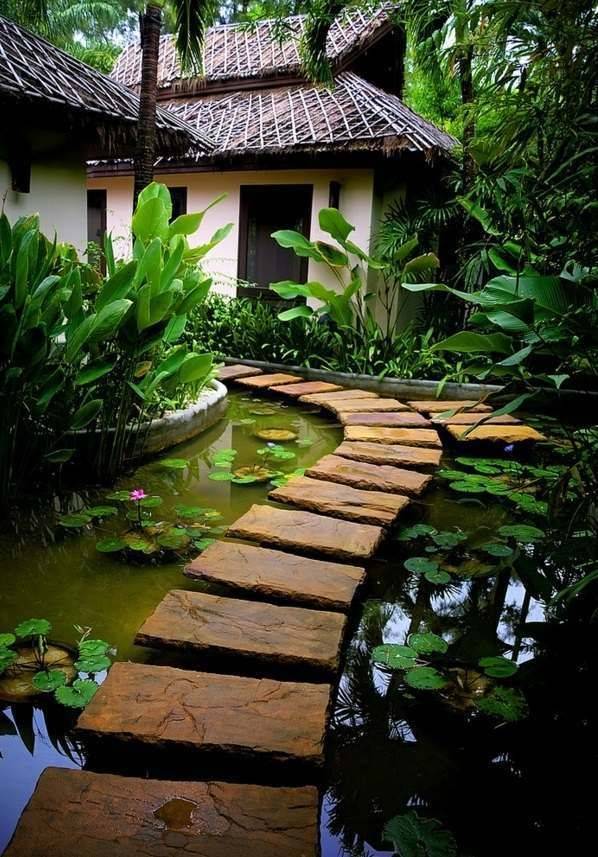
xmin=384 ymin=811 xmax=457 ymax=857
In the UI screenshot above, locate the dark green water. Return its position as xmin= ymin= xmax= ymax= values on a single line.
xmin=0 ymin=393 xmax=594 ymax=855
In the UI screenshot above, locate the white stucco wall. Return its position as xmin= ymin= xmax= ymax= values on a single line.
xmin=88 ymin=168 xmax=376 ymax=296
xmin=1 ymin=159 xmax=87 ymax=252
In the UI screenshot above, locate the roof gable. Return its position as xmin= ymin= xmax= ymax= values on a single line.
xmin=111 ymin=5 xmax=393 ymax=91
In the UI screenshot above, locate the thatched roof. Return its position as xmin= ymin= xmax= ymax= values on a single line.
xmin=112 ymin=5 xmax=393 ymax=90
xmin=0 ymin=15 xmax=212 ymax=157
xmin=164 ymin=72 xmax=455 ymax=160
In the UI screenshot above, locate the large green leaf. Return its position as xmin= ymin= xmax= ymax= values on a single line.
xmin=431 ymin=331 xmax=512 ymax=354
xmin=132 ymin=197 xmax=169 ymax=243
xmin=372 ymin=644 xmax=418 ymax=670
xmin=408 ymin=632 xmax=448 ymax=654
xmin=384 ymin=811 xmax=457 ymax=857
xmin=90 ymin=299 xmax=132 ymax=342
xmin=405 ymin=666 xmax=448 ymax=690
xmin=279 ymin=305 xmax=314 ymax=321
xmin=137 ymin=181 xmax=173 ymax=220
xmin=315 ymin=241 xmax=348 ymax=267
xmin=318 ymin=207 xmax=354 ymax=242
xmin=75 ymin=360 xmax=115 ymax=386
xmin=96 ymin=261 xmax=137 ymax=310
xmin=55 ymin=678 xmax=99 ymax=709
xmin=65 ymin=315 xmax=97 ymax=362
xmin=179 ymin=352 xmax=213 ymax=383
xmin=168 ymin=211 xmax=203 ymax=238
xmin=271 ymin=230 xmax=323 ymax=261
xmin=71 ymin=399 xmax=103 ymax=430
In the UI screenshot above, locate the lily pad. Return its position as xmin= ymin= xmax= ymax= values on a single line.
xmin=78 ymin=639 xmax=110 ymax=658
xmin=425 ymin=569 xmax=451 ymax=584
xmin=55 ymin=678 xmax=98 ymax=709
xmin=498 ymin=524 xmax=546 ymax=542
xmin=106 ymin=490 xmax=131 ymax=501
xmin=255 ymin=429 xmax=298 ymax=442
xmin=58 ymin=513 xmax=92 ymax=528
xmin=431 ymin=530 xmax=467 ymax=548
xmin=157 ymin=529 xmax=191 ymax=550
xmin=95 ymin=537 xmax=127 ymax=553
xmin=396 ymin=523 xmax=437 ymax=541
xmin=0 ymin=649 xmax=18 ymax=673
xmin=449 ymin=480 xmax=487 ymax=494
xmin=193 ymin=537 xmax=216 ymax=551
xmin=208 ymin=471 xmax=234 ymax=481
xmin=15 ymin=618 xmax=51 ymax=638
xmin=404 ymin=557 xmax=438 ymax=575
xmin=85 ymin=506 xmax=118 ymax=518
xmin=408 ymin=632 xmax=448 ymax=655
xmin=75 ymin=654 xmax=111 ymax=674
xmin=139 ymin=496 xmax=162 ymax=508
xmin=159 ymin=458 xmax=189 ymax=469
xmin=32 ymin=670 xmax=67 ymax=692
xmin=249 ymin=407 xmax=277 ymax=416
xmin=405 ymin=666 xmax=448 ymax=690
xmin=232 ymin=466 xmax=274 ymax=484
xmin=478 ymin=655 xmax=518 ymax=678
xmin=474 ymin=686 xmax=528 ymax=721
xmin=0 ymin=634 xmax=16 ymax=648
xmin=123 ymin=533 xmax=157 ymax=554
xmin=372 ymin=644 xmax=418 ymax=670
xmin=481 ymin=542 xmax=514 ymax=557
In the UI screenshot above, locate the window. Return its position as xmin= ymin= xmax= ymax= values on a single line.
xmin=168 ymin=186 xmax=187 ymax=219
xmin=238 ymin=185 xmax=313 ymax=289
xmin=87 ymin=189 xmax=107 ymax=246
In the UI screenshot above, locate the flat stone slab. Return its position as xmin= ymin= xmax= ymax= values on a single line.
xmin=328 ymin=398 xmax=408 ymax=415
xmin=76 ymin=662 xmax=330 ymax=765
xmin=299 ymin=389 xmax=379 ymax=405
xmin=4 ymin=768 xmax=319 ymax=857
xmin=444 ymin=423 xmax=545 ymax=443
xmin=431 ymin=412 xmax=521 ymax=425
xmin=218 ymin=364 xmax=263 ymax=382
xmin=344 ymin=426 xmax=442 ymax=448
xmin=270 ymin=380 xmax=344 ymax=398
xmin=335 ymin=440 xmax=442 ymax=469
xmin=407 ymin=399 xmax=493 ymax=414
xmin=306 ymin=454 xmax=432 ymax=497
xmin=185 ymin=541 xmax=365 ymax=611
xmin=228 ymin=504 xmax=383 ymax=561
xmin=270 ymin=475 xmax=410 ymax=527
xmin=236 ymin=372 xmax=304 ymax=389
xmin=136 ymin=590 xmax=346 ymax=674
xmin=339 ymin=411 xmax=431 ymax=427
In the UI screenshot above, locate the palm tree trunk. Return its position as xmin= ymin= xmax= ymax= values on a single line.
xmin=133 ymin=3 xmax=162 ymax=207
xmin=458 ymin=44 xmax=475 ymax=191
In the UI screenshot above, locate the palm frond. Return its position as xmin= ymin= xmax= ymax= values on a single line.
xmin=301 ymin=0 xmax=349 ymax=83
xmin=171 ymin=0 xmax=219 ymax=75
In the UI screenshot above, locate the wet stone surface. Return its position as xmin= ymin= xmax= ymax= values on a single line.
xmin=339 ymin=411 xmax=432 ymax=427
xmin=334 ymin=440 xmax=443 ymax=469
xmin=217 ymin=364 xmax=264 ymax=382
xmin=306 ymin=454 xmax=432 ymax=497
xmin=4 ymin=768 xmax=319 ymax=857
xmin=343 ymin=426 xmax=442 ymax=448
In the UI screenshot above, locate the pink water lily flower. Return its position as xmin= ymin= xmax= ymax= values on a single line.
xmin=129 ymin=488 xmax=147 ymax=501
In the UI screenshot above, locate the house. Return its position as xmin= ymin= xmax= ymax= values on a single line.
xmin=89 ymin=5 xmax=454 ymax=296
xmin=0 ymin=15 xmax=211 ymax=251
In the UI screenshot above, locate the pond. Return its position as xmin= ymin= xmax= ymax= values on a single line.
xmin=0 ymin=392 xmax=593 ymax=855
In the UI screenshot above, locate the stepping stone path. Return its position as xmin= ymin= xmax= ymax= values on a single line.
xmin=306 ymin=454 xmax=432 ymax=497
xmin=235 ymin=372 xmax=304 ymax=389
xmin=4 ymin=768 xmax=319 ymax=857
xmin=344 ymin=425 xmax=442 ymax=448
xmin=270 ymin=475 xmax=410 ymax=526
xmin=11 ymin=364 xmax=546 ymax=854
xmin=269 ymin=380 xmax=343 ymax=397
xmin=228 ymin=504 xmax=384 ymax=560
xmin=136 ymin=590 xmax=347 ymax=675
xmin=185 ymin=541 xmax=365 ymax=611
xmin=76 ymin=662 xmax=331 ymax=765
xmin=340 ymin=411 xmax=432 ymax=427
xmin=335 ymin=440 xmax=443 ymax=469
xmin=217 ymin=363 xmax=263 ymax=382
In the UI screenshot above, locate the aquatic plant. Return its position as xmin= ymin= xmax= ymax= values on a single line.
xmin=384 ymin=811 xmax=457 ymax=857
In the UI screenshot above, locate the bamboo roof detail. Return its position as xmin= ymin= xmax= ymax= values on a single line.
xmin=112 ymin=5 xmax=393 ymax=89
xmin=0 ymin=15 xmax=213 ymax=156
xmin=164 ymin=72 xmax=455 ymax=159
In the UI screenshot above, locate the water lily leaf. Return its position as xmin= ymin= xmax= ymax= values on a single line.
xmin=58 ymin=513 xmax=92 ymax=528
xmin=233 ymin=466 xmax=273 ymax=484
xmin=405 ymin=666 xmax=448 ymax=690
xmin=85 ymin=505 xmax=118 ymax=518
xmin=431 ymin=531 xmax=467 ymax=548
xmin=425 ymin=569 xmax=451 ymax=584
xmin=478 ymin=656 xmax=518 ymax=678
xmin=15 ymin=618 xmax=51 ymax=638
xmin=481 ymin=542 xmax=514 ymax=557
xmin=193 ymin=537 xmax=216 ymax=551
xmin=55 ymin=678 xmax=99 ymax=709
xmin=78 ymin=639 xmax=110 ymax=658
xmin=123 ymin=533 xmax=156 ymax=554
xmin=436 ymin=469 xmax=468 ymax=481
xmin=372 ymin=644 xmax=418 ymax=670
xmin=295 ymin=437 xmax=315 ymax=447
xmin=139 ymin=496 xmax=162 ymax=508
xmin=404 ymin=557 xmax=438 ymax=575
xmin=397 ymin=523 xmax=437 ymax=540
xmin=0 ymin=633 xmax=16 ymax=647
xmin=75 ymin=654 xmax=111 ymax=674
xmin=209 ymin=471 xmax=234 ymax=481
xmin=249 ymin=407 xmax=276 ymax=416
xmin=408 ymin=632 xmax=448 ymax=654
xmin=106 ymin=490 xmax=131 ymax=501
xmin=384 ymin=811 xmax=457 ymax=857
xmin=498 ymin=524 xmax=546 ymax=542
xmin=474 ymin=686 xmax=528 ymax=721
xmin=449 ymin=480 xmax=487 ymax=493
xmin=95 ymin=537 xmax=127 ymax=553
xmin=32 ymin=670 xmax=67 ymax=692
xmin=160 ymin=458 xmax=189 ymax=469
xmin=157 ymin=529 xmax=191 ymax=550
xmin=0 ymin=649 xmax=18 ymax=672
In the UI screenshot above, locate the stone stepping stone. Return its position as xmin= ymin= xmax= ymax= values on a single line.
xmin=299 ymin=388 xmax=379 ymax=405
xmin=339 ymin=411 xmax=431 ymax=427
xmin=327 ymin=398 xmax=408 ymax=415
xmin=218 ymin=364 xmax=263 ymax=382
xmin=136 ymin=590 xmax=347 ymax=675
xmin=408 ymin=399 xmax=492 ymax=415
xmin=76 ymin=661 xmax=330 ymax=765
xmin=4 ymin=768 xmax=319 ymax=857
xmin=269 ymin=380 xmax=344 ymax=397
xmin=444 ymin=423 xmax=545 ymax=443
xmin=236 ymin=372 xmax=304 ymax=389
xmin=185 ymin=541 xmax=365 ymax=612
xmin=269 ymin=475 xmax=410 ymax=527
xmin=344 ymin=426 xmax=442 ymax=448
xmin=431 ymin=412 xmax=521 ymax=425
xmin=228 ymin=504 xmax=383 ymax=561
xmin=335 ymin=440 xmax=442 ymax=469
xmin=306 ymin=454 xmax=432 ymax=497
